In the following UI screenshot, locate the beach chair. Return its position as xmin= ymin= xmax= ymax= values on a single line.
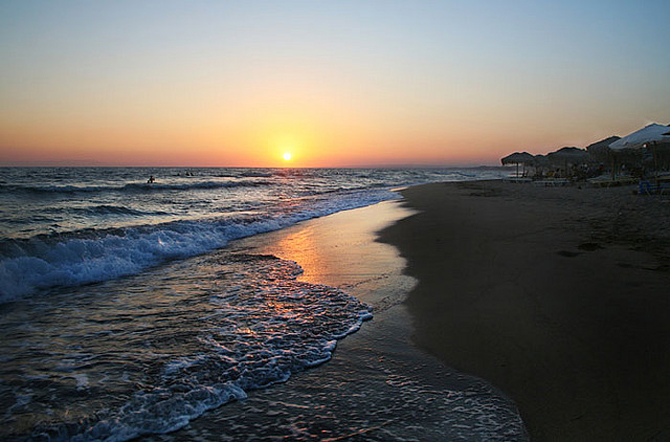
xmin=638 ymin=180 xmax=669 ymax=195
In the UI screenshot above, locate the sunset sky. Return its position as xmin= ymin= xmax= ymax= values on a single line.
xmin=1 ymin=0 xmax=669 ymax=167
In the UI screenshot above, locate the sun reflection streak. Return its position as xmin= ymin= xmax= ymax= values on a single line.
xmin=263 ymin=202 xmax=414 ymax=288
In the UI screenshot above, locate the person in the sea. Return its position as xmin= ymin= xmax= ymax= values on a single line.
xmin=147 ymin=175 xmax=155 ymax=184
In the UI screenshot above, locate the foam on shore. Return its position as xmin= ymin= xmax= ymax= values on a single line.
xmin=147 ymin=199 xmax=528 ymax=441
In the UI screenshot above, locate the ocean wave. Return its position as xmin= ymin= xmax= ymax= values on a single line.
xmin=122 ymin=180 xmax=272 ymax=192
xmin=44 ymin=205 xmax=170 ymax=217
xmin=16 ymin=255 xmax=372 ymax=441
xmin=0 ymin=187 xmax=400 ymax=302
xmin=238 ymin=170 xmax=274 ymax=178
xmin=0 ymin=223 xmax=228 ymax=301
xmin=0 ymin=179 xmax=273 ymax=195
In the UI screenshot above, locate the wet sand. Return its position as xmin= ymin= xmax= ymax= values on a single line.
xmin=148 ymin=200 xmax=527 ymax=441
xmin=379 ymin=181 xmax=670 ymax=441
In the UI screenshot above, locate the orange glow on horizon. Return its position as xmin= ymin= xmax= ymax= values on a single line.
xmin=0 ymin=97 xmax=654 ymax=168
xmin=2 ymin=3 xmax=669 ymax=168
xmin=0 ymin=56 xmax=641 ymax=168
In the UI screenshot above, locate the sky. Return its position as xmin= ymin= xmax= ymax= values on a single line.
xmin=1 ymin=0 xmax=669 ymax=167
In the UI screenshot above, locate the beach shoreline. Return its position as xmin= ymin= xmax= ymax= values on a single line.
xmin=148 ymin=198 xmax=527 ymax=441
xmin=379 ymin=180 xmax=670 ymax=440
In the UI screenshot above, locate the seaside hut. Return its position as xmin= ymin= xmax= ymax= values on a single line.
xmin=501 ymin=152 xmax=535 ymax=177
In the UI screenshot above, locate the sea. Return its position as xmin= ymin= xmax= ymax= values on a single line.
xmin=0 ymin=167 xmax=526 ymax=441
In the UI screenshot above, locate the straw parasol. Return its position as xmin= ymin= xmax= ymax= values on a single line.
xmin=586 ymin=136 xmax=620 ymax=161
xmin=547 ymin=147 xmax=589 ymax=164
xmin=547 ymin=147 xmax=589 ymax=177
xmin=501 ymin=152 xmax=535 ymax=177
xmin=532 ymin=154 xmax=549 ymax=167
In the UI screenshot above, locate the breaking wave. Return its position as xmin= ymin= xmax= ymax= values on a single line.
xmin=0 ymin=188 xmax=400 ymax=302
xmin=0 ymin=180 xmax=272 ymax=195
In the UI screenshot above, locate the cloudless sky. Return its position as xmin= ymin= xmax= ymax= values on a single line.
xmin=1 ymin=0 xmax=669 ymax=167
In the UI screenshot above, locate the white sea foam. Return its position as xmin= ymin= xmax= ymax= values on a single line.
xmin=0 ymin=186 xmax=404 ymax=302
xmin=0 ymin=167 xmax=507 ymax=302
xmin=12 ymin=254 xmax=372 ymax=441
xmin=0 ymin=167 xmax=517 ymax=440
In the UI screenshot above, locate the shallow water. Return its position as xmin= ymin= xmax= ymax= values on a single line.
xmin=0 ymin=168 xmax=526 ymax=440
xmin=0 ymin=167 xmax=506 ymax=301
xmin=158 ymin=201 xmax=527 ymax=441
xmin=0 ymin=251 xmax=373 ymax=440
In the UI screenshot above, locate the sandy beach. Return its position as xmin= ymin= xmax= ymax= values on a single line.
xmin=380 ymin=181 xmax=670 ymax=441
xmin=132 ymin=178 xmax=670 ymax=441
xmin=4 ymin=2 xmax=669 ymax=440
xmin=145 ymin=199 xmax=527 ymax=441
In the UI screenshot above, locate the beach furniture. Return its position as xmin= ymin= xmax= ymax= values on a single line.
xmin=587 ymin=175 xmax=637 ymax=188
xmin=532 ymin=179 xmax=569 ymax=187
xmin=503 ymin=177 xmax=532 ymax=183
xmin=638 ymin=180 xmax=670 ymax=195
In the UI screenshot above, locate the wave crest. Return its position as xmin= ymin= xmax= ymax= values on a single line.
xmin=0 ymin=179 xmax=272 ymax=195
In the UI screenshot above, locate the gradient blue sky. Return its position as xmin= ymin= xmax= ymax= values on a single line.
xmin=1 ymin=0 xmax=669 ymax=166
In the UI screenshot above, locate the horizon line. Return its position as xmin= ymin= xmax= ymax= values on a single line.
xmin=0 ymin=161 xmax=501 ymax=169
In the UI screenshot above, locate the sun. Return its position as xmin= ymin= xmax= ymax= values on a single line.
xmin=282 ymin=152 xmax=292 ymax=161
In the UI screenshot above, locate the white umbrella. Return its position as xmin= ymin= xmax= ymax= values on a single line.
xmin=609 ymin=123 xmax=670 ymax=151
xmin=609 ymin=123 xmax=670 ymax=180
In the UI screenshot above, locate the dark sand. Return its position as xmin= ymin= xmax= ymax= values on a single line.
xmin=379 ymin=181 xmax=670 ymax=441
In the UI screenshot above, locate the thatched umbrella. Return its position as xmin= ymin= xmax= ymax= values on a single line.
xmin=547 ymin=147 xmax=589 ymax=177
xmin=586 ymin=136 xmax=621 ymax=179
xmin=501 ymin=152 xmax=535 ymax=177
xmin=532 ymin=154 xmax=549 ymax=166
xmin=531 ymin=154 xmax=550 ymax=176
xmin=547 ymin=147 xmax=589 ymax=163
xmin=586 ymin=136 xmax=620 ymax=162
